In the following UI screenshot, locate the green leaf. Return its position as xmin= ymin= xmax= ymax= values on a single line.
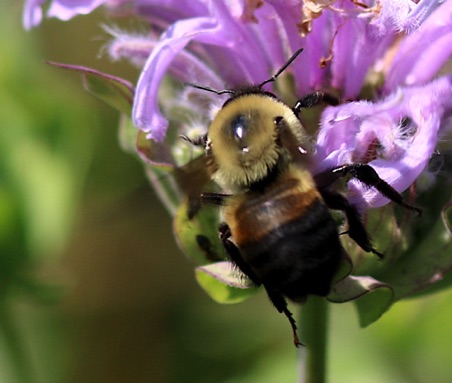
xmin=126 ymin=117 xmax=181 ymax=169
xmin=173 ymin=200 xmax=223 ymax=264
xmin=442 ymin=202 xmax=452 ymax=233
xmin=136 ymin=129 xmax=176 ymax=166
xmin=46 ymin=62 xmax=134 ymax=115
xmin=145 ymin=166 xmax=182 ymax=215
xmin=118 ymin=114 xmax=139 ymax=155
xmin=344 ymin=205 xmax=406 ymax=276
xmin=327 ymin=275 xmax=394 ymax=327
xmin=197 ymin=262 xmax=253 ymax=288
xmin=377 ymin=210 xmax=452 ymax=300
xmin=195 ymin=262 xmax=256 ymax=304
xmin=354 ymin=284 xmax=394 ymax=327
xmin=332 ymin=251 xmax=353 ymax=283
xmin=374 ymin=169 xmax=452 ymax=301
xmin=118 ymin=116 xmax=182 ymax=213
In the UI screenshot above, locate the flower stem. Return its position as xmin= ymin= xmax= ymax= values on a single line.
xmin=298 ymin=296 xmax=329 ymax=383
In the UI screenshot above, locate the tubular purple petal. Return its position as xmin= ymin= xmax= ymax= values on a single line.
xmin=331 ymin=14 xmax=392 ymax=99
xmin=135 ymin=0 xmax=209 ymax=23
xmin=47 ymin=0 xmax=107 ymax=20
xmin=132 ymin=15 xmax=224 ymax=141
xmin=385 ymin=0 xmax=452 ymax=91
xmin=371 ymin=0 xmax=446 ymax=34
xmin=316 ymin=76 xmax=452 ymax=209
xmin=371 ymin=0 xmax=413 ymax=33
xmin=246 ymin=3 xmax=290 ymax=72
xmin=396 ymin=0 xmax=447 ymax=32
xmin=299 ymin=15 xmax=332 ymax=92
xmin=105 ymin=27 xmax=155 ymax=68
xmin=23 ymin=0 xmax=45 ymax=30
xmin=23 ymin=0 xmax=109 ymax=28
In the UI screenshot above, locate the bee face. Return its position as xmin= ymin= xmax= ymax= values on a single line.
xmin=207 ymin=94 xmax=303 ymax=189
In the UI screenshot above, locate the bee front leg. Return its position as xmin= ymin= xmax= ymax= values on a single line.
xmin=332 ymin=163 xmax=422 ymax=215
xmin=200 ymin=192 xmax=230 ymax=206
xmin=179 ymin=133 xmax=207 ymax=147
xmin=186 ymin=192 xmax=231 ymax=220
xmin=315 ymin=163 xmax=421 ymax=215
xmin=293 ymin=91 xmax=339 ymax=116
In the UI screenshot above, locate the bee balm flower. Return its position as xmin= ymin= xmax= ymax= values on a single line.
xmin=25 ymin=0 xmax=452 ymax=327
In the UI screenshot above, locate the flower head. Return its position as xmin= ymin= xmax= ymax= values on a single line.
xmin=109 ymin=0 xmax=452 ymax=209
xmin=25 ymin=0 xmax=452 ymax=325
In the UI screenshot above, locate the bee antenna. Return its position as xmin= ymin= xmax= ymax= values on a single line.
xmin=185 ymin=82 xmax=235 ymax=96
xmin=258 ymin=48 xmax=304 ymax=88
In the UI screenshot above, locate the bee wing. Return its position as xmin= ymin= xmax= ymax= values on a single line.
xmin=174 ymin=154 xmax=212 ymax=218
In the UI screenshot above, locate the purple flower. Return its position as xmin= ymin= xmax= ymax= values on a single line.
xmin=121 ymin=0 xmax=450 ymax=144
xmin=24 ymin=0 xmax=452 ymax=209
xmin=100 ymin=0 xmax=452 ymax=211
xmin=23 ymin=0 xmax=109 ymax=30
xmin=316 ymin=76 xmax=452 ymax=210
xmin=24 ymin=0 xmax=452 ymax=322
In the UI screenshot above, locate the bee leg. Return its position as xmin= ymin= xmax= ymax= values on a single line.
xmin=200 ymin=192 xmax=231 ymax=206
xmin=218 ymin=223 xmax=261 ymax=285
xmin=220 ymin=224 xmax=302 ymax=347
xmin=187 ymin=192 xmax=231 ymax=219
xmin=331 ymin=163 xmax=422 ymax=215
xmin=320 ymin=189 xmax=383 ymax=258
xmin=265 ymin=288 xmax=303 ymax=347
xmin=179 ymin=133 xmax=207 ymax=147
xmin=315 ymin=164 xmax=421 ymax=215
xmin=293 ymin=91 xmax=339 ymax=116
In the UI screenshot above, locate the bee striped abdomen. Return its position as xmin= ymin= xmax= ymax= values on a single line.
xmin=224 ymin=173 xmax=342 ymax=300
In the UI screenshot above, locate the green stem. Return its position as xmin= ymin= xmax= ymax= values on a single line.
xmin=298 ymin=296 xmax=329 ymax=383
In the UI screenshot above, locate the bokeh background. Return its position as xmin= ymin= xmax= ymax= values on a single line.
xmin=1 ymin=2 xmax=452 ymax=383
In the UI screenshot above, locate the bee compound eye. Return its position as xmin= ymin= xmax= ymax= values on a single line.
xmin=274 ymin=116 xmax=284 ymax=125
xmin=230 ymin=114 xmax=248 ymax=142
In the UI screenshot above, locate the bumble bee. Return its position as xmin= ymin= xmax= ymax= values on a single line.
xmin=180 ymin=48 xmax=421 ymax=347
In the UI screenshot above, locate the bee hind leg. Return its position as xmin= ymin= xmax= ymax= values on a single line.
xmin=219 ymin=223 xmax=302 ymax=347
xmin=218 ymin=223 xmax=260 ymax=285
xmin=320 ymin=189 xmax=383 ymax=259
xmin=265 ymin=288 xmax=303 ymax=348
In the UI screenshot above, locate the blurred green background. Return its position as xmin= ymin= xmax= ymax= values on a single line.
xmin=2 ymin=2 xmax=452 ymax=383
